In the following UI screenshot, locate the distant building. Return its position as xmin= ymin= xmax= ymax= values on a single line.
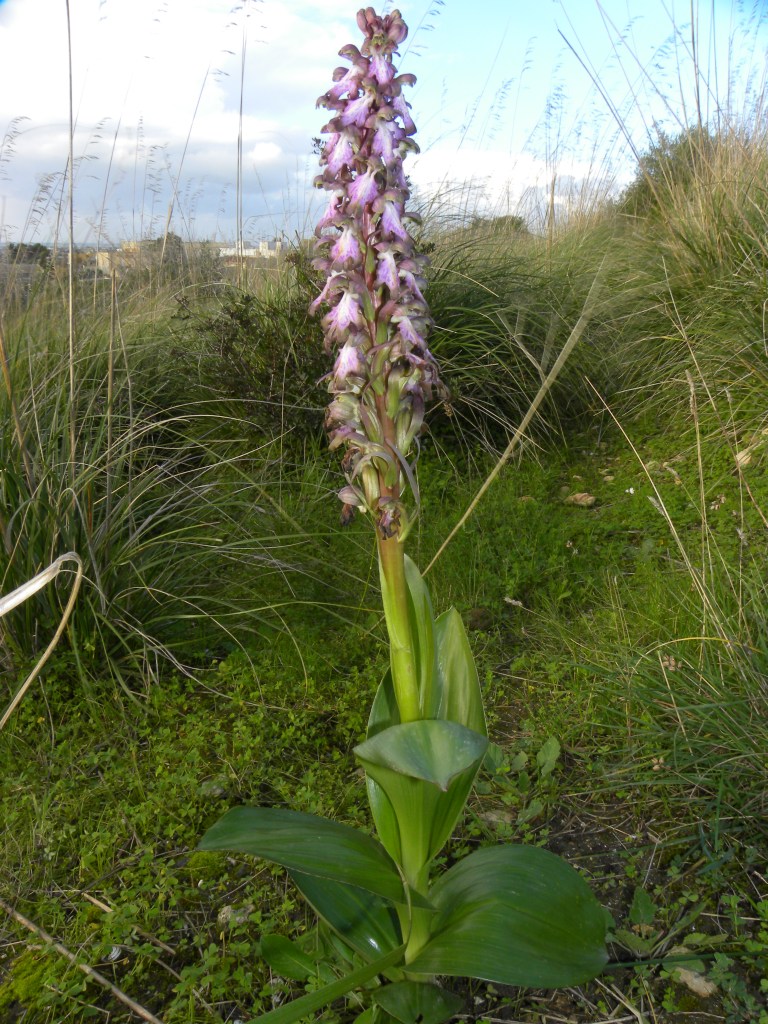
xmin=218 ymin=239 xmax=283 ymax=260
xmin=93 ymin=236 xmax=194 ymax=277
xmin=95 ymin=248 xmax=140 ymax=276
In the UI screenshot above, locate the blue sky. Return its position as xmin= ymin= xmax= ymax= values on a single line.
xmin=0 ymin=0 xmax=765 ymax=244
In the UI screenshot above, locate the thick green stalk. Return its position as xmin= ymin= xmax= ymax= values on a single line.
xmin=402 ymin=866 xmax=433 ymax=972
xmin=377 ymin=534 xmax=420 ymax=723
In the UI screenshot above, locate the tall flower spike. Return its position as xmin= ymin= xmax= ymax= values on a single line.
xmin=311 ymin=7 xmax=444 ymax=539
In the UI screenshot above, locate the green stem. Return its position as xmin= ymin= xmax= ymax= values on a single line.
xmin=400 ymin=867 xmax=433 ymax=971
xmin=377 ymin=534 xmax=420 ymax=723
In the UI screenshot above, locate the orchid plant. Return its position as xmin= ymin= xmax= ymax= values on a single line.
xmin=200 ymin=9 xmax=609 ymax=1023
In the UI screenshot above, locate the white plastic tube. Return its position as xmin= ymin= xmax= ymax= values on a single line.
xmin=0 ymin=552 xmax=83 ymax=731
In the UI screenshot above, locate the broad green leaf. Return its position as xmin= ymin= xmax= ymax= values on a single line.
xmin=357 ymin=720 xmax=486 ymax=791
xmin=684 ymin=932 xmax=727 ymax=948
xmin=199 ymin=806 xmax=407 ymax=906
xmin=324 ymin=928 xmax=358 ymax=967
xmin=403 ymin=555 xmax=438 ymax=716
xmin=482 ymin=741 xmax=505 ymax=772
xmin=369 ymin=670 xmax=400 ymax=737
xmin=612 ymin=927 xmax=655 ymax=956
xmin=369 ymin=594 xmax=485 ymax=735
xmin=260 ymin=935 xmax=316 ymax=981
xmin=433 ymin=608 xmax=486 ymax=735
xmin=351 ymin=1010 xmax=376 ymax=1024
xmin=355 ymin=721 xmax=487 ymax=882
xmin=247 ymin=944 xmax=406 ymax=1024
xmin=408 ymin=845 xmax=609 ymax=987
xmin=374 ymin=981 xmax=464 ymax=1024
xmin=517 ymin=797 xmax=544 ymax=824
xmin=365 ymin=577 xmax=487 ymax=873
xmin=379 ymin=555 xmax=437 ymax=719
xmin=536 ymin=736 xmax=561 ymax=778
xmin=629 ymin=886 xmax=656 ymax=927
xmin=289 ymin=870 xmax=402 ymax=961
xmin=365 ymin=673 xmax=402 ymax=865
xmin=665 ymin=955 xmax=707 ymax=975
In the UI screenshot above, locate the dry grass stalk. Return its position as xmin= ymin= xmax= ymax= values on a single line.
xmin=0 ymin=897 xmax=166 ymax=1024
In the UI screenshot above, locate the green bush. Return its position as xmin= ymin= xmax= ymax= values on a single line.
xmin=173 ymin=283 xmax=327 ymax=450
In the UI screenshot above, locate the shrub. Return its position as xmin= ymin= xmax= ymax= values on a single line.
xmin=173 ymin=283 xmax=327 ymax=450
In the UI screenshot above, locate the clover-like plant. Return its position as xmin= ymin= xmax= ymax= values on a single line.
xmin=200 ymin=9 xmax=609 ymax=1022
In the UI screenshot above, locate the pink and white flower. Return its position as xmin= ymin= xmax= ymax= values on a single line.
xmin=331 ymin=226 xmax=362 ymax=265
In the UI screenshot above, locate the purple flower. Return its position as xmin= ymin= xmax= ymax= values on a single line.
xmin=370 ymin=53 xmax=395 ymax=84
xmin=333 ymin=340 xmax=366 ymax=390
xmin=338 ymin=484 xmax=367 ymax=511
xmin=331 ymin=227 xmax=362 ymax=264
xmin=357 ymin=6 xmax=407 ymax=47
xmin=309 ymin=270 xmax=342 ymax=315
xmin=393 ymin=314 xmax=427 ymax=349
xmin=327 ymin=64 xmax=365 ymax=101
xmin=375 ymin=244 xmax=399 ymax=292
xmin=325 ymin=132 xmax=356 ymax=174
xmin=391 ymin=93 xmax=415 ymax=135
xmin=348 ymin=167 xmax=381 ymax=208
xmin=372 ymin=116 xmax=402 ymax=163
xmin=377 ymin=198 xmax=409 ymax=240
xmin=315 ymin=192 xmax=345 ymax=235
xmin=398 ymin=268 xmax=426 ymax=304
xmin=392 ymin=72 xmax=417 ymax=91
xmin=376 ymin=501 xmax=400 ymax=539
xmin=311 ymin=7 xmax=445 ymax=529
xmin=341 ymin=90 xmax=375 ymax=128
xmin=324 ymin=288 xmax=362 ymax=337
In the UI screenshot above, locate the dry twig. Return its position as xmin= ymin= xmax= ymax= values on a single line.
xmin=0 ymin=897 xmax=165 ymax=1024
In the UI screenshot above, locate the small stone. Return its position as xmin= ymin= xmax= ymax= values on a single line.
xmin=217 ymin=904 xmax=255 ymax=929
xmin=477 ymin=809 xmax=516 ymax=826
xmin=199 ymin=777 xmax=228 ymax=798
xmin=672 ymin=967 xmax=718 ymax=998
xmin=563 ymin=492 xmax=596 ymax=507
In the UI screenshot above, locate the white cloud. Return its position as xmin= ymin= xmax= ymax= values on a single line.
xmin=0 ymin=1 xmax=765 ymax=243
xmin=0 ymin=0 xmax=345 ymax=241
xmin=409 ymin=144 xmax=626 ymax=228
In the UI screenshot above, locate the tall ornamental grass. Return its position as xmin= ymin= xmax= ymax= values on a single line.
xmin=0 ymin=283 xmax=312 ymax=691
